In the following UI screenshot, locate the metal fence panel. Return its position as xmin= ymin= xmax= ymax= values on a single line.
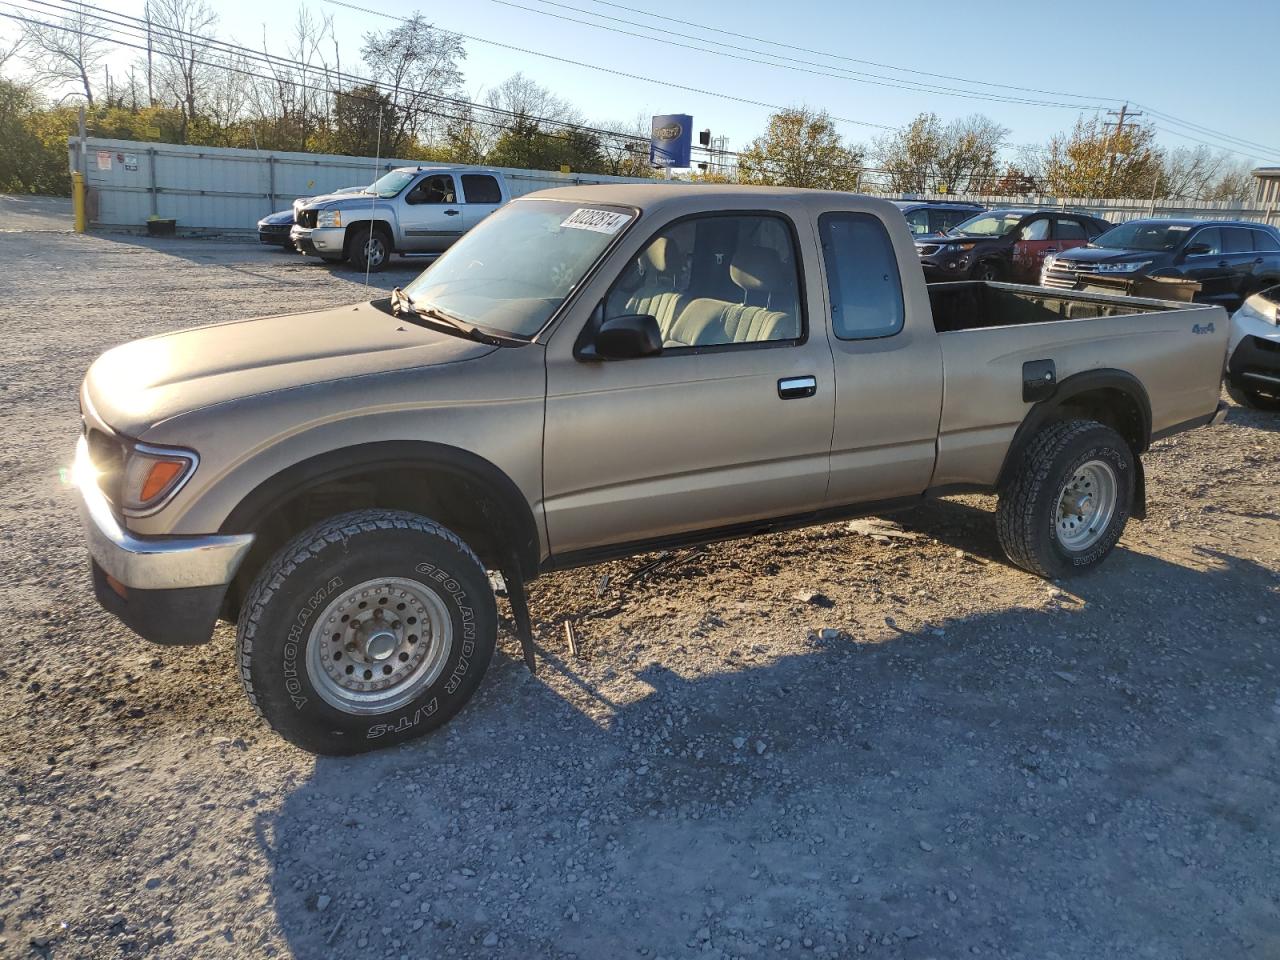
xmin=71 ymin=137 xmax=668 ymax=232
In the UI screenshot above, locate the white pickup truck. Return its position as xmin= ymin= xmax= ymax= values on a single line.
xmin=291 ymin=166 xmax=508 ymax=270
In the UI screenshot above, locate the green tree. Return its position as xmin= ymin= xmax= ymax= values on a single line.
xmin=487 ymin=117 xmax=604 ymax=173
xmin=1041 ymin=114 xmax=1160 ymax=198
xmin=736 ymin=107 xmax=864 ymax=190
xmin=330 ymin=84 xmax=401 ymax=158
xmin=875 ymin=112 xmax=1007 ymax=194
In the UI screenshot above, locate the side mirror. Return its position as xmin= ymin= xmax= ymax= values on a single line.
xmin=1184 ymin=242 xmax=1211 ymax=256
xmin=580 ymin=314 xmax=663 ymax=361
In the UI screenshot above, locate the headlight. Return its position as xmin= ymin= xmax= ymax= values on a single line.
xmin=317 ymin=209 xmax=342 ymax=228
xmin=119 ymin=442 xmax=198 ymax=514
xmin=947 ymin=242 xmax=977 ymax=251
xmin=1042 ymin=253 xmax=1057 ymax=270
xmin=1096 ymin=260 xmax=1152 ymax=274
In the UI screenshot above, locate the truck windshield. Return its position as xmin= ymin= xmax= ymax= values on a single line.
xmin=402 ymin=199 xmax=635 ymax=338
xmin=368 ymin=170 xmax=416 ymax=198
xmin=946 ymin=212 xmax=1025 ymax=237
xmin=1090 ymin=221 xmax=1193 ymax=251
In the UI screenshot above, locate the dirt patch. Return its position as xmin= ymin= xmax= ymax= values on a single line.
xmin=1 ymin=231 xmax=1278 ymax=959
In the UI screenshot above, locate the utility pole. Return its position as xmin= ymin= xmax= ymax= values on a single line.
xmin=145 ymin=1 xmax=154 ymax=107
xmin=1103 ymin=103 xmax=1143 ymax=198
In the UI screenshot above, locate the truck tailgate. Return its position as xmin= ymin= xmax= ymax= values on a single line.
xmin=928 ymin=283 xmax=1228 ymax=489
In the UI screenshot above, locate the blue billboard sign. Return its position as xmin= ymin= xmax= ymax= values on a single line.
xmin=649 ymin=114 xmax=693 ymax=169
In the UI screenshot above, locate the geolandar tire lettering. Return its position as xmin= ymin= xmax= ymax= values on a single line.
xmin=236 ymin=510 xmax=497 ymax=755
xmin=996 ymin=419 xmax=1135 ymax=580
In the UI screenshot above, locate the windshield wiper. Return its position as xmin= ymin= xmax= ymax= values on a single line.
xmin=390 ymin=287 xmax=527 ymax=347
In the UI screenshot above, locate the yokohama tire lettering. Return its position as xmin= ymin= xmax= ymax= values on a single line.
xmin=283 ymin=576 xmax=343 ymax=709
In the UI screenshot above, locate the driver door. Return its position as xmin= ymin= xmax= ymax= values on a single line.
xmin=542 ymin=209 xmax=835 ymax=557
xmin=400 ymin=173 xmax=463 ymax=253
xmin=1010 ymin=215 xmax=1054 ymax=283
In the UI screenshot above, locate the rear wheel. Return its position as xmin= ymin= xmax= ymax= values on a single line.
xmin=347 ymin=225 xmax=392 ymax=272
xmin=236 ymin=510 xmax=497 ymax=755
xmin=1226 ymin=381 xmax=1280 ymax=411
xmin=996 ymin=419 xmax=1134 ymax=579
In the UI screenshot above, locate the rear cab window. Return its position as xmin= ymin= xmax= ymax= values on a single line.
xmin=1053 ymin=218 xmax=1087 ymax=241
xmin=1223 ymin=228 xmax=1253 ymax=254
xmin=461 ymin=174 xmax=502 ymax=204
xmin=818 ymin=212 xmax=905 ymax=340
xmin=1252 ymin=229 xmax=1280 ymax=252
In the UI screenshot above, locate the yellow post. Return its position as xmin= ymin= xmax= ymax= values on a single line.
xmin=72 ymin=171 xmax=87 ymax=233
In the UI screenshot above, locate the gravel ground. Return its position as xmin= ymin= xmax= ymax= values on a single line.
xmin=1 ymin=222 xmax=1278 ymax=960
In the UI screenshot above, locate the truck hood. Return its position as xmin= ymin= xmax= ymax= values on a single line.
xmin=84 ymin=300 xmax=496 ymax=437
xmin=1056 ymin=246 xmax=1173 ymax=265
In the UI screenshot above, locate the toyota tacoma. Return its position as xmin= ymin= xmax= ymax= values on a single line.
xmin=73 ymin=185 xmax=1230 ymax=754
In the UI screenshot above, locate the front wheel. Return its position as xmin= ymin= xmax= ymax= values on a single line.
xmin=1226 ymin=381 xmax=1280 ymax=411
xmin=996 ymin=419 xmax=1134 ymax=579
xmin=971 ymin=260 xmax=1003 ymax=282
xmin=236 ymin=510 xmax=497 ymax=755
xmin=347 ymin=225 xmax=392 ymax=272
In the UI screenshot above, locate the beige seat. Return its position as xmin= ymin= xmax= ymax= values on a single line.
xmin=616 ymin=237 xmax=686 ymax=338
xmin=664 ymin=247 xmax=798 ymax=347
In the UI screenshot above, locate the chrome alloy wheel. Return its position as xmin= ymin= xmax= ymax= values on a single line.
xmin=1055 ymin=459 xmax=1118 ymax=551
xmin=305 ymin=577 xmax=453 ymax=715
xmin=362 ymin=235 xmax=387 ymax=267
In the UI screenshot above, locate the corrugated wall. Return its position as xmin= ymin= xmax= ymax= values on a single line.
xmin=70 ymin=137 xmax=668 ymax=231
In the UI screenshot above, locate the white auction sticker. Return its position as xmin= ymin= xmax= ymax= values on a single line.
xmin=560 ymin=208 xmax=632 ymax=234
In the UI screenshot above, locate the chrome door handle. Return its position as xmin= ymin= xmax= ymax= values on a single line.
xmin=778 ymin=375 xmax=817 ymax=399
xmin=444 ymin=209 xmax=461 ymax=216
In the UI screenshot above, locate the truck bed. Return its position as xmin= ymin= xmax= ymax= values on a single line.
xmin=928 ymin=280 xmax=1182 ymax=333
xmin=926 ymin=281 xmax=1229 ymax=489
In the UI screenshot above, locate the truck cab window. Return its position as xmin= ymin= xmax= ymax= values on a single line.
xmin=407 ymin=174 xmax=456 ymax=205
xmin=604 ymin=214 xmax=803 ymax=349
xmin=818 ymin=212 xmax=904 ymax=340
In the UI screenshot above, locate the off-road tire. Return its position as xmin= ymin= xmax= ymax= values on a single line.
xmin=346 ymin=224 xmax=392 ymax=273
xmin=996 ymin=419 xmax=1134 ymax=579
xmin=236 ymin=510 xmax=496 ymax=755
xmin=1226 ymin=381 xmax=1280 ymax=411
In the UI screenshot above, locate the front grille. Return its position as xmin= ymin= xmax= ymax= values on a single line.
xmin=260 ymin=224 xmax=290 ymax=236
xmin=1042 ymin=260 xmax=1102 ymax=289
xmin=917 ymin=245 xmax=940 ymax=256
xmin=296 ymin=210 xmax=318 ymax=229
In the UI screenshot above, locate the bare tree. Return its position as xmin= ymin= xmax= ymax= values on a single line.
xmin=874 ymin=112 xmax=1008 ymax=194
xmin=595 ymin=113 xmax=652 ymax=177
xmin=149 ymin=0 xmax=218 ymax=141
xmin=19 ymin=2 xmax=107 ymax=105
xmin=361 ymin=14 xmax=465 ymax=154
xmin=0 ymin=28 xmax=26 ymax=72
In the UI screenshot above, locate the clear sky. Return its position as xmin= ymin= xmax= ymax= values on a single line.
xmin=14 ymin=0 xmax=1280 ymax=166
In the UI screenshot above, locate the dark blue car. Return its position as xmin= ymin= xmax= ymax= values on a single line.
xmin=257 ymin=209 xmax=295 ymax=249
xmin=1042 ymin=218 xmax=1280 ymax=310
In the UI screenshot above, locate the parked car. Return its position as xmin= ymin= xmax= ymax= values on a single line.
xmin=256 ymin=209 xmax=295 ymax=248
xmin=1042 ymin=218 xmax=1280 ymax=312
xmin=291 ymin=166 xmax=509 ymax=270
xmin=1226 ymin=284 xmax=1280 ymax=409
xmin=889 ymin=199 xmax=985 ymax=237
xmin=257 ymin=186 xmax=371 ymax=249
xmin=917 ymin=208 xmax=1111 ymax=283
xmin=72 ymin=185 xmax=1229 ymax=753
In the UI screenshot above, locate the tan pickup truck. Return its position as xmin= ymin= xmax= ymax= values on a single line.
xmin=72 ymin=185 xmax=1230 ymax=753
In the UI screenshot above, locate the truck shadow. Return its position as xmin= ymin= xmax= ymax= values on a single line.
xmin=257 ymin=537 xmax=1280 ymax=959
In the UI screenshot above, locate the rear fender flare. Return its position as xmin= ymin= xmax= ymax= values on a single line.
xmin=996 ymin=368 xmax=1152 ymax=497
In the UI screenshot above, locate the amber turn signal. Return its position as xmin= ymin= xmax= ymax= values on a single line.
xmin=139 ymin=459 xmax=188 ymax=502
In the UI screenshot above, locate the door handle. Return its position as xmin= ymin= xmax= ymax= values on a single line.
xmin=778 ymin=376 xmax=817 ymax=399
xmin=1217 ymin=260 xmax=1230 ymax=268
xmin=1254 ymin=257 xmax=1265 ymax=264
xmin=444 ymin=209 xmax=461 ymax=216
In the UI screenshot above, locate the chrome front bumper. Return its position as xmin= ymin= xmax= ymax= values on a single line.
xmin=73 ymin=435 xmax=254 ymax=591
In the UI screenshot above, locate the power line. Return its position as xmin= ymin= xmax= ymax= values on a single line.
xmin=473 ymin=0 xmax=1111 ymax=110
xmin=568 ymin=0 xmax=1118 ymax=106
